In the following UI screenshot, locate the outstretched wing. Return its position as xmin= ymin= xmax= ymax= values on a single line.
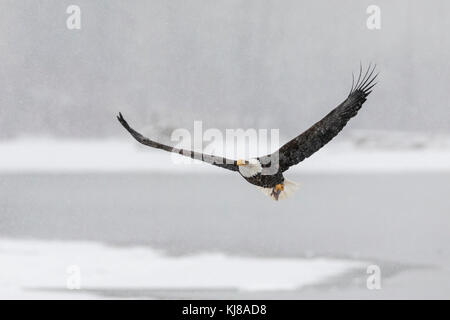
xmin=266 ymin=64 xmax=378 ymax=172
xmin=117 ymin=113 xmax=239 ymax=172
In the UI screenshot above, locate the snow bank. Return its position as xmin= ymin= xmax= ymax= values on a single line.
xmin=0 ymin=238 xmax=364 ymax=299
xmin=1 ymin=137 xmax=450 ymax=173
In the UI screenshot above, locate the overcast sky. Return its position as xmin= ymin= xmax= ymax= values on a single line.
xmin=1 ymin=0 xmax=449 ymax=139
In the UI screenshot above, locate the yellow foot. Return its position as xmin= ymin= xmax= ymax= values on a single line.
xmin=270 ymin=184 xmax=285 ymax=201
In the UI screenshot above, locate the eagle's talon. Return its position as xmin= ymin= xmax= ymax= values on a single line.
xmin=270 ymin=189 xmax=280 ymax=201
xmin=270 ymin=184 xmax=284 ymax=201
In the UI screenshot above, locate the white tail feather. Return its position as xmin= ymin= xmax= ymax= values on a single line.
xmin=257 ymin=179 xmax=299 ymax=201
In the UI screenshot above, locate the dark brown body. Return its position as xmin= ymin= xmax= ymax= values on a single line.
xmin=241 ymin=171 xmax=284 ymax=188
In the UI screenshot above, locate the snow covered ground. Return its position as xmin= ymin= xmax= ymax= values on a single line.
xmin=1 ymin=171 xmax=449 ymax=299
xmin=0 ymin=238 xmax=364 ymax=299
xmin=1 ymin=134 xmax=450 ymax=173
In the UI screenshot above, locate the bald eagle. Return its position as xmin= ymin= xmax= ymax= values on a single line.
xmin=118 ymin=65 xmax=377 ymax=200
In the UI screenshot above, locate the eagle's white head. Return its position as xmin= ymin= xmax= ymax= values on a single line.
xmin=237 ymin=158 xmax=262 ymax=177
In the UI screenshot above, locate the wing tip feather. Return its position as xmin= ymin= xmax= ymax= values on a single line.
xmin=349 ymin=63 xmax=378 ymax=97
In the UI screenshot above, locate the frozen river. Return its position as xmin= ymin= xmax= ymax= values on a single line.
xmin=1 ymin=172 xmax=449 ymax=299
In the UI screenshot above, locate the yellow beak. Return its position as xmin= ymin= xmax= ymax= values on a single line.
xmin=237 ymin=159 xmax=248 ymax=166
